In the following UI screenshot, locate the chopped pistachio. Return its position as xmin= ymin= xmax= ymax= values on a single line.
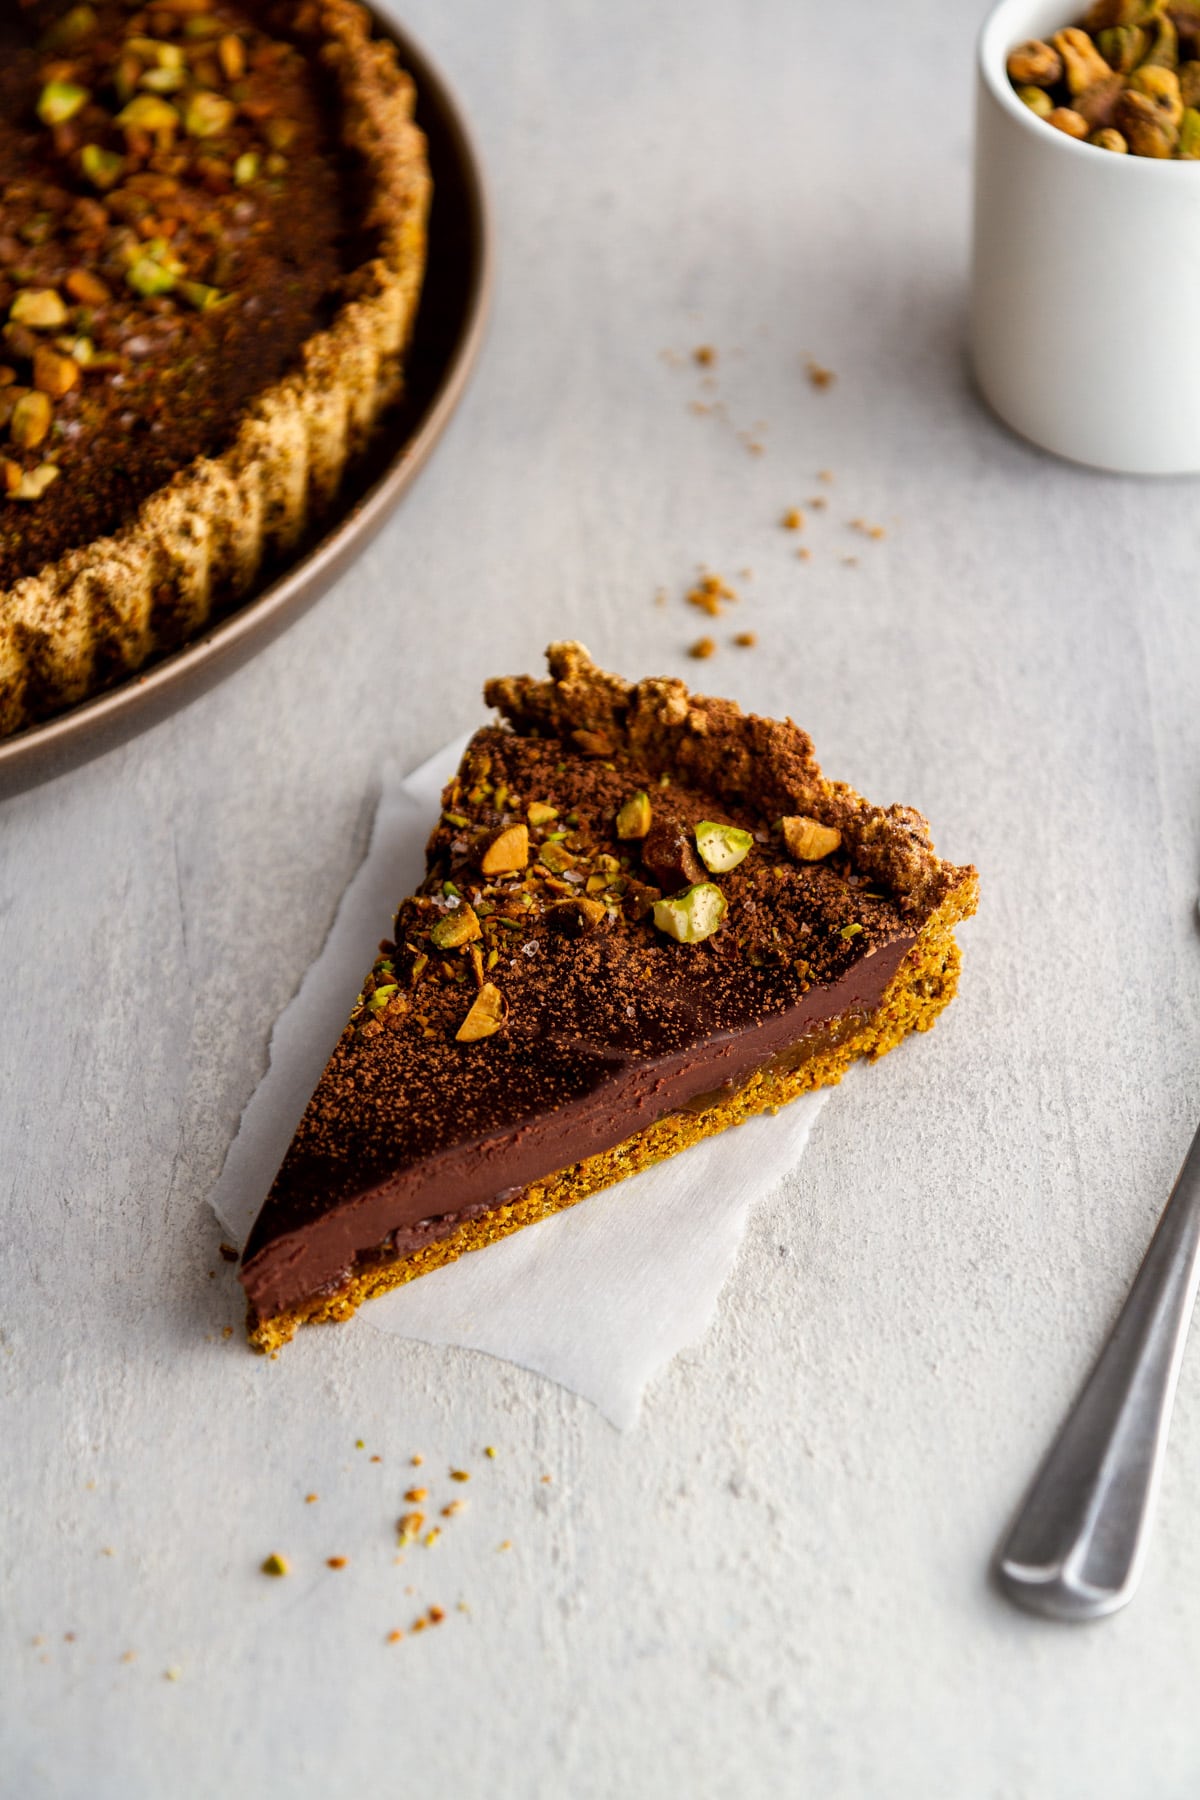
xmin=234 ymin=151 xmax=260 ymax=186
xmin=10 ymin=290 xmax=68 ymax=330
xmin=1180 ymin=106 xmax=1200 ymax=153
xmin=65 ymin=268 xmax=111 ymax=306
xmin=219 ymin=33 xmax=247 ymax=81
xmin=139 ymin=66 xmax=188 ymax=94
xmin=480 ymin=823 xmax=529 ymax=875
xmin=39 ymin=5 xmax=98 ymax=51
xmin=456 ymin=982 xmax=508 ymax=1042
xmin=32 ymin=346 xmax=79 ymax=399
xmin=839 ymin=923 xmax=864 ymax=941
xmin=114 ymin=94 xmax=180 ymax=134
xmin=184 ymin=15 xmax=225 ymax=38
xmin=430 ymin=906 xmax=482 ymax=950
xmin=38 ymin=81 xmax=90 ymax=127
xmin=527 ymin=801 xmax=559 ymax=828
xmin=547 ymin=897 xmax=606 ymax=936
xmin=126 ymin=37 xmax=184 ymax=69
xmin=367 ymin=984 xmax=398 ymax=1012
xmin=694 ymin=820 xmax=753 ymax=874
xmin=9 ymin=462 xmax=60 ymax=502
xmin=80 ymin=144 xmax=124 ymax=191
xmin=126 ymin=257 xmax=176 ymax=298
xmin=780 ymin=815 xmax=842 ymax=862
xmin=616 ymin=790 xmax=653 ymax=839
xmin=185 ymin=91 xmax=236 ymax=138
xmin=652 ymin=883 xmax=728 ymax=944
xmin=10 ymin=391 xmax=53 ymax=450
xmin=177 ymin=280 xmax=224 ymax=311
xmin=537 ymin=841 xmax=574 ymax=875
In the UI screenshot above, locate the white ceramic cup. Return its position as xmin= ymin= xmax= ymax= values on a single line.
xmin=972 ymin=0 xmax=1200 ymax=473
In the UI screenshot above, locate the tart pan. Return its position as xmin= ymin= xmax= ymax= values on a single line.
xmin=0 ymin=11 xmax=491 ymax=800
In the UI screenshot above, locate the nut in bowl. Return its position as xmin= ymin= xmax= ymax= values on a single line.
xmin=973 ymin=0 xmax=1200 ymax=471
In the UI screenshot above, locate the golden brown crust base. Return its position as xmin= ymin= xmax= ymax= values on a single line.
xmin=0 ymin=0 xmax=431 ymax=739
xmin=246 ymin=878 xmax=976 ymax=1353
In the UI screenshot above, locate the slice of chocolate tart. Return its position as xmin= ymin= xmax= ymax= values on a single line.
xmin=239 ymin=642 xmax=978 ymax=1351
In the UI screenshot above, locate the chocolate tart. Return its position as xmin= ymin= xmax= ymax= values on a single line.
xmin=239 ymin=642 xmax=979 ymax=1352
xmin=0 ymin=0 xmax=430 ymax=737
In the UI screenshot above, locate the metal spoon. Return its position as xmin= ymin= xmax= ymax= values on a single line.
xmin=995 ymin=1117 xmax=1200 ymax=1621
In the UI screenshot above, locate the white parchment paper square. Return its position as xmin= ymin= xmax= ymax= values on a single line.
xmin=211 ymin=739 xmax=830 ymax=1427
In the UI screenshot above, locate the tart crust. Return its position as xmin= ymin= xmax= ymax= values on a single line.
xmin=0 ymin=0 xmax=431 ymax=738
xmin=240 ymin=642 xmax=979 ymax=1352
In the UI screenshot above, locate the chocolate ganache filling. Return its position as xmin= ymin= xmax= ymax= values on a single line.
xmin=239 ymin=932 xmax=913 ymax=1319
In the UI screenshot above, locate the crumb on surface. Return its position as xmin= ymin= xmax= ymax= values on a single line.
xmin=797 ymin=547 xmax=811 ymax=562
xmin=404 ymin=1487 xmax=428 ymax=1503
xmin=498 ymin=1540 xmax=513 ymax=1552
xmin=449 ymin=1470 xmax=470 ymax=1484
xmin=424 ymin=1528 xmax=442 ymax=1548
xmin=428 ymin=1606 xmax=446 ymax=1625
xmin=305 ymin=1493 xmax=318 ymax=1504
xmin=441 ymin=1500 xmax=467 ymax=1518
xmin=818 ymin=468 xmax=834 ymax=483
xmin=781 ymin=508 xmax=804 ymax=531
xmin=688 ymin=636 xmax=716 ymax=660
xmin=693 ymin=344 xmax=716 ymax=366
xmin=218 ymin=1243 xmax=239 ymax=1263
xmin=733 ymin=631 xmax=757 ymax=648
xmin=484 ymin=1446 xmax=497 ymax=1459
xmin=327 ymin=1556 xmax=347 ymax=1570
xmin=686 ymin=573 xmax=738 ymax=617
xmin=806 ymin=359 xmax=835 ymax=390
xmin=164 ymin=1665 xmax=182 ymax=1682
xmin=410 ymin=1454 xmax=424 ymax=1467
xmin=387 ymin=1629 xmax=404 ymax=1644
xmin=261 ymin=1553 xmax=289 ymax=1577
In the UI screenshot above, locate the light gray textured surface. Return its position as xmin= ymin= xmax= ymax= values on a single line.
xmin=3 ymin=0 xmax=1200 ymax=1794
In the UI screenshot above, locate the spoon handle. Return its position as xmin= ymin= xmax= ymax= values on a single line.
xmin=996 ymin=1118 xmax=1200 ymax=1621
